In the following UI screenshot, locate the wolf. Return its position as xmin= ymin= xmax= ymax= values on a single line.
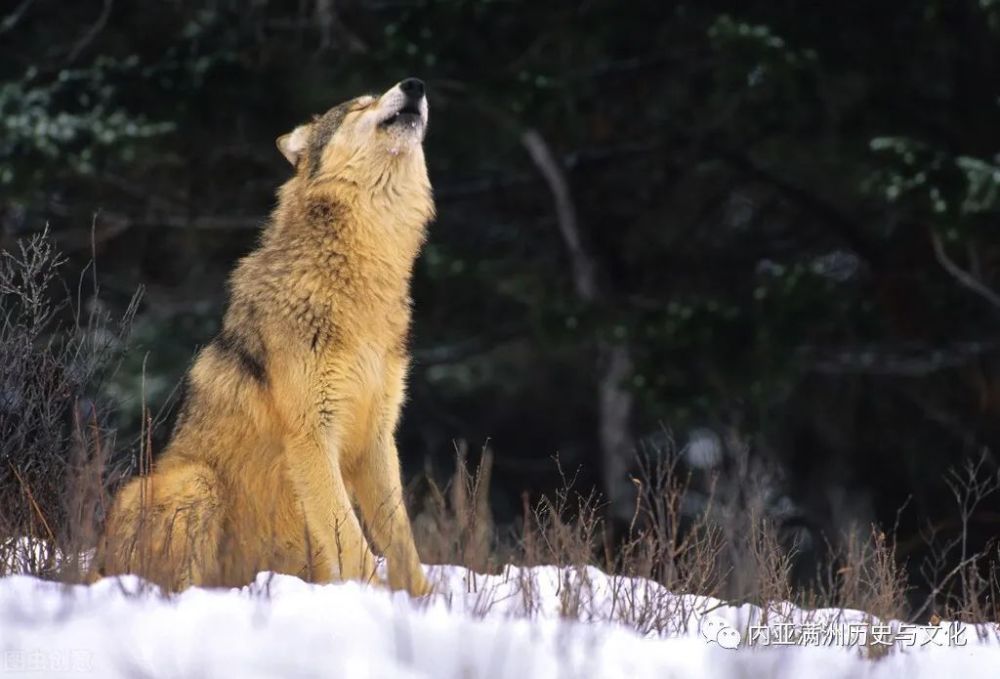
xmin=96 ymin=78 xmax=435 ymax=595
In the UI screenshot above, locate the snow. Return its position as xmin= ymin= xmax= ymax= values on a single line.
xmin=1 ymin=562 xmax=998 ymax=678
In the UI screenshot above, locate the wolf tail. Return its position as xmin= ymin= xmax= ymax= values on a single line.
xmin=92 ymin=460 xmax=224 ymax=590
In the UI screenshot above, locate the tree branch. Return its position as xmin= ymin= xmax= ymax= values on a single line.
xmin=520 ymin=129 xmax=599 ymax=302
xmin=931 ymin=230 xmax=1000 ymax=312
xmin=521 ymin=127 xmax=636 ymax=520
xmin=801 ymin=340 xmax=998 ymax=377
xmin=0 ymin=0 xmax=37 ymax=35
xmin=65 ymin=0 xmax=113 ymax=64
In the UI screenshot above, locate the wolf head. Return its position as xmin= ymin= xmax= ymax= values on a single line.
xmin=276 ymin=78 xmax=430 ymax=194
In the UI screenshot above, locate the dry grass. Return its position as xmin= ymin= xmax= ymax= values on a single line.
xmin=408 ymin=441 xmax=998 ymax=643
xmin=1 ymin=387 xmax=998 ymax=650
xmin=1 ymin=231 xmax=998 ymax=653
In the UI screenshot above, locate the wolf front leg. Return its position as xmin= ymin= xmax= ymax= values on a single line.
xmin=350 ymin=436 xmax=431 ymax=596
xmin=284 ymin=429 xmax=378 ymax=584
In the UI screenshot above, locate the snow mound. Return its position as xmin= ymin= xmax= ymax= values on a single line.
xmin=0 ymin=564 xmax=998 ymax=678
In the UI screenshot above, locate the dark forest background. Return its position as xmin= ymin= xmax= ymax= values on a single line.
xmin=2 ymin=0 xmax=1000 ymax=594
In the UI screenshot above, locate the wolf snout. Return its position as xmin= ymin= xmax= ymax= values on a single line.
xmin=399 ymin=77 xmax=425 ymax=101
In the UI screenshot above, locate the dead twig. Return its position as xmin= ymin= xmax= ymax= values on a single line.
xmin=0 ymin=0 xmax=37 ymax=34
xmin=931 ymin=230 xmax=1000 ymax=311
xmin=65 ymin=0 xmax=113 ymax=64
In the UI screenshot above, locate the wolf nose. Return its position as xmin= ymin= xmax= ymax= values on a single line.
xmin=400 ymin=78 xmax=425 ymax=100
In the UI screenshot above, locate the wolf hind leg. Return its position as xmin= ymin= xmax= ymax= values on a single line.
xmin=97 ymin=460 xmax=224 ymax=590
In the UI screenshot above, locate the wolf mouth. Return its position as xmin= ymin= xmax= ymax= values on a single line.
xmin=379 ymin=102 xmax=422 ymax=128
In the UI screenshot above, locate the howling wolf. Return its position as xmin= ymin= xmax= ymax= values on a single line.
xmin=97 ymin=78 xmax=434 ymax=595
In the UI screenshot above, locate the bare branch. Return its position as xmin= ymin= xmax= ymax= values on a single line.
xmin=520 ymin=128 xmax=598 ymax=302
xmin=315 ymin=0 xmax=334 ymax=50
xmin=313 ymin=0 xmax=366 ymax=53
xmin=66 ymin=0 xmax=113 ymax=64
xmin=412 ymin=328 xmax=520 ymax=366
xmin=801 ymin=340 xmax=998 ymax=376
xmin=521 ymin=127 xmax=636 ymax=520
xmin=931 ymin=230 xmax=1000 ymax=312
xmin=0 ymin=0 xmax=37 ymax=35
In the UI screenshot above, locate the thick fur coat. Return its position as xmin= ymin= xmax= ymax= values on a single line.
xmin=97 ymin=79 xmax=435 ymax=595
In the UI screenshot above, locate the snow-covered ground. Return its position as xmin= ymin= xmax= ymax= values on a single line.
xmin=1 ymin=562 xmax=998 ymax=678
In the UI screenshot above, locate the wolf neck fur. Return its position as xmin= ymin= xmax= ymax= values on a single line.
xmin=263 ymin=165 xmax=433 ymax=315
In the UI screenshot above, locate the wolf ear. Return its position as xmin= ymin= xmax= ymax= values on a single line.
xmin=276 ymin=124 xmax=311 ymax=167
